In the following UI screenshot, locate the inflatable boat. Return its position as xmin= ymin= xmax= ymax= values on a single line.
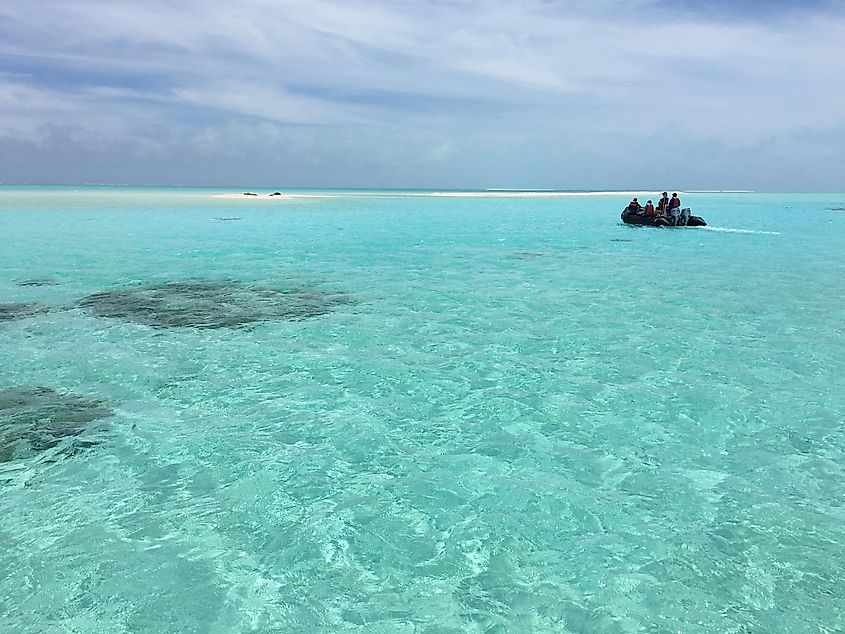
xmin=621 ymin=207 xmax=706 ymax=227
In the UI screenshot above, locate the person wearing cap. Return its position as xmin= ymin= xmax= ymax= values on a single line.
xmin=645 ymin=200 xmax=655 ymax=215
xmin=656 ymin=192 xmax=670 ymax=215
xmin=627 ymin=197 xmax=642 ymax=213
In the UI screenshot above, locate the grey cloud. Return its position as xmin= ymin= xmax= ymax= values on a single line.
xmin=1 ymin=0 xmax=843 ymax=189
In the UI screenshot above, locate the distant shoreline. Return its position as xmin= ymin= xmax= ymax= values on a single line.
xmin=0 ymin=186 xmax=764 ymax=199
xmin=210 ymin=189 xmax=742 ymax=200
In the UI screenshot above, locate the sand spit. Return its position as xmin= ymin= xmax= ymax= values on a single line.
xmin=427 ymin=191 xmax=660 ymax=198
xmin=213 ymin=190 xmax=683 ymax=201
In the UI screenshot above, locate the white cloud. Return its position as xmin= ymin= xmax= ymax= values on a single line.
xmin=0 ymin=0 xmax=843 ymax=187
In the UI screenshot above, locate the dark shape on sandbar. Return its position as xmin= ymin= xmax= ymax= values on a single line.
xmin=243 ymin=192 xmax=258 ymax=196
xmin=16 ymin=278 xmax=58 ymax=287
xmin=79 ymin=280 xmax=352 ymax=329
xmin=0 ymin=302 xmax=50 ymax=322
xmin=270 ymin=192 xmax=282 ymax=196
xmin=0 ymin=386 xmax=112 ymax=463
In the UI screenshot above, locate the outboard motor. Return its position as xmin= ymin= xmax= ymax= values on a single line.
xmin=669 ymin=207 xmax=681 ymax=226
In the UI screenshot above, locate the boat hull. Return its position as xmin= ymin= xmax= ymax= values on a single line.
xmin=621 ymin=209 xmax=706 ymax=227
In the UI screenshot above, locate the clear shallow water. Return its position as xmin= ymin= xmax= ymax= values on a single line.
xmin=1 ymin=187 xmax=844 ymax=633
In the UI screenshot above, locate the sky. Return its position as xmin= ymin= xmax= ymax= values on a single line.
xmin=1 ymin=0 xmax=844 ymax=190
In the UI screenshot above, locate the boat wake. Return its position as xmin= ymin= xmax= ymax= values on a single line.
xmin=700 ymin=226 xmax=781 ymax=235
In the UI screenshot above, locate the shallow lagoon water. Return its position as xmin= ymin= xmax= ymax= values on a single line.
xmin=1 ymin=187 xmax=844 ymax=632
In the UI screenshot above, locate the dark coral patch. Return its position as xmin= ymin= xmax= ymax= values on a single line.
xmin=0 ymin=386 xmax=112 ymax=463
xmin=0 ymin=302 xmax=50 ymax=322
xmin=79 ymin=280 xmax=351 ymax=329
xmin=511 ymin=252 xmax=546 ymax=259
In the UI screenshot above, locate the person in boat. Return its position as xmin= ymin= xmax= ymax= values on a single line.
xmin=669 ymin=193 xmax=681 ymax=210
xmin=627 ymin=197 xmax=643 ymax=213
xmin=668 ymin=192 xmax=683 ymax=224
xmin=656 ymin=192 xmax=669 ymax=215
xmin=645 ymin=200 xmax=655 ymax=215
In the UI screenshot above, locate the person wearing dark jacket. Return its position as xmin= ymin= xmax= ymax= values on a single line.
xmin=657 ymin=192 xmax=670 ymax=214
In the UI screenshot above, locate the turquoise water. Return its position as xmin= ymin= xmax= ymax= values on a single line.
xmin=1 ymin=187 xmax=844 ymax=633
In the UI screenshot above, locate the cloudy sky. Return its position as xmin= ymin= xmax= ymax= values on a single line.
xmin=1 ymin=0 xmax=844 ymax=190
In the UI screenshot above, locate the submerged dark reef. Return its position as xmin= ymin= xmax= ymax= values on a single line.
xmin=0 ymin=386 xmax=113 ymax=463
xmin=0 ymin=302 xmax=50 ymax=322
xmin=16 ymin=279 xmax=58 ymax=287
xmin=79 ymin=280 xmax=352 ymax=329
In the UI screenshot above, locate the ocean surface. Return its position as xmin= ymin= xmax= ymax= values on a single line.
xmin=1 ymin=187 xmax=843 ymax=633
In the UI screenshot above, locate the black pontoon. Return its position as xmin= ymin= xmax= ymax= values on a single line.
xmin=621 ymin=207 xmax=706 ymax=227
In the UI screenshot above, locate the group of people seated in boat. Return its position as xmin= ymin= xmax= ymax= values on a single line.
xmin=626 ymin=192 xmax=692 ymax=224
xmin=627 ymin=192 xmax=681 ymax=216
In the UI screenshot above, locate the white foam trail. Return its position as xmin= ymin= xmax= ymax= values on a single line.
xmin=700 ymin=226 xmax=781 ymax=235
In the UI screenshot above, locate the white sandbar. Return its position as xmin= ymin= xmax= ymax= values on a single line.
xmin=212 ymin=190 xmax=673 ymax=201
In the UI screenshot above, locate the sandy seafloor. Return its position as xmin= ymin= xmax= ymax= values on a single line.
xmin=1 ymin=187 xmax=844 ymax=633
